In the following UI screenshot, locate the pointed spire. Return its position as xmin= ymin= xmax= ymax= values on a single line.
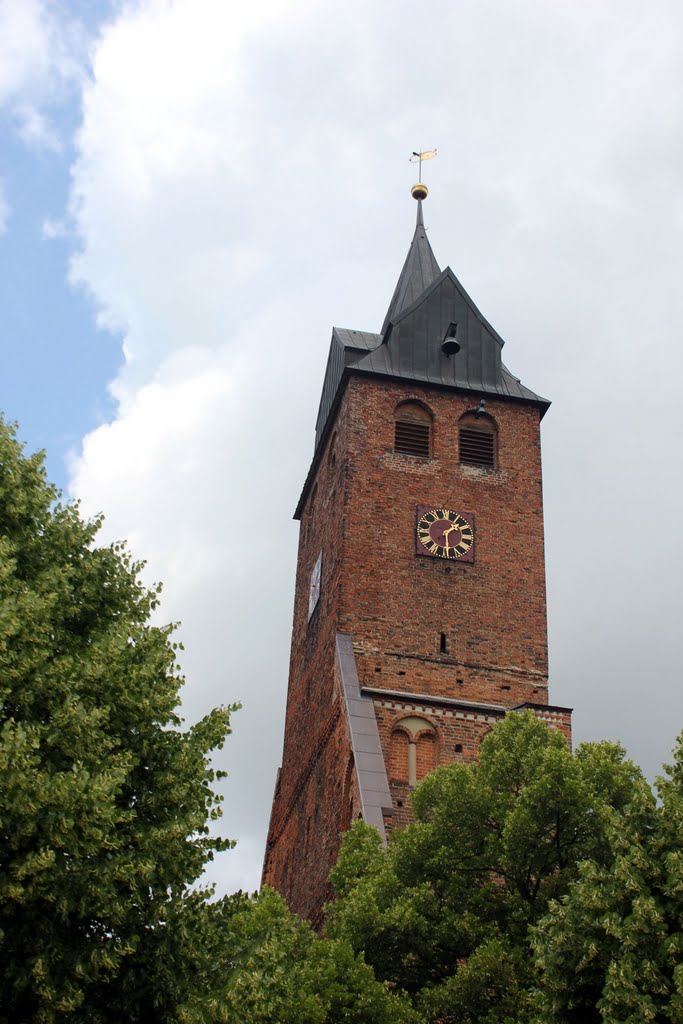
xmin=381 ymin=198 xmax=441 ymax=335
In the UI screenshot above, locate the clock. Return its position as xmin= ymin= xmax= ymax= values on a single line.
xmin=416 ymin=506 xmax=475 ymax=561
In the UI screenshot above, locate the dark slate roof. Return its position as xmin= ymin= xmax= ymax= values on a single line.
xmin=381 ymin=199 xmax=441 ymax=333
xmin=313 ymin=266 xmax=548 ymax=451
xmin=355 ymin=266 xmax=547 ymax=404
xmin=302 ymin=202 xmax=551 ymax=516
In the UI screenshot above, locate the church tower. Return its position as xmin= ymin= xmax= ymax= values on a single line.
xmin=262 ymin=183 xmax=572 ymax=925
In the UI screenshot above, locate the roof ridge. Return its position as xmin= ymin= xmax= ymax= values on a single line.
xmin=390 ymin=266 xmax=506 ymax=350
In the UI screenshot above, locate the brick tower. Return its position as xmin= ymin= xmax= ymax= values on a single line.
xmin=262 ymin=186 xmax=572 ymax=925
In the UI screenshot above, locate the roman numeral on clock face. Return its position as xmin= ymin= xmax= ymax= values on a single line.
xmin=416 ymin=507 xmax=475 ymax=562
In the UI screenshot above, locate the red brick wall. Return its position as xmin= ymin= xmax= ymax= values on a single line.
xmin=264 ymin=370 xmax=565 ymax=922
xmin=341 ymin=376 xmax=549 ymax=709
xmin=262 ymin=399 xmax=355 ymax=918
xmin=373 ymin=696 xmax=505 ymax=830
xmin=262 ymin=700 xmax=353 ymax=924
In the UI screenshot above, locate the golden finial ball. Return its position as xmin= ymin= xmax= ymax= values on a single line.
xmin=411 ymin=182 xmax=429 ymax=201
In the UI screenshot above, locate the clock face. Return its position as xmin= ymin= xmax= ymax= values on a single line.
xmin=416 ymin=507 xmax=475 ymax=561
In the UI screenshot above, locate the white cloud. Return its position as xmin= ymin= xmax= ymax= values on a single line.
xmin=16 ymin=103 xmax=61 ymax=151
xmin=70 ymin=313 xmax=313 ymax=892
xmin=0 ymin=0 xmax=85 ymax=148
xmin=68 ymin=0 xmax=683 ymax=894
xmin=41 ymin=216 xmax=66 ymax=240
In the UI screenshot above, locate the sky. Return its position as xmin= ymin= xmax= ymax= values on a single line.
xmin=1 ymin=0 xmax=682 ymax=895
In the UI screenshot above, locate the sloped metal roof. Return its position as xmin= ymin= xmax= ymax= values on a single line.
xmin=336 ymin=632 xmax=392 ymax=842
xmin=302 ymin=202 xmax=551 ymax=517
xmin=381 ymin=199 xmax=441 ymax=334
xmin=313 ymin=265 xmax=548 ymax=451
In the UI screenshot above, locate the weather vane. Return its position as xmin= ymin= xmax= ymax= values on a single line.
xmin=409 ymin=148 xmax=437 ymax=201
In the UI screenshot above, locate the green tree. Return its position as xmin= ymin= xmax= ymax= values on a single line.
xmin=0 ymin=417 xmax=236 ymax=1021
xmin=531 ymin=733 xmax=683 ymax=1023
xmin=326 ymin=712 xmax=642 ymax=1023
xmin=0 ymin=418 xmax=420 ymax=1024
xmin=174 ymin=887 xmax=420 ymax=1024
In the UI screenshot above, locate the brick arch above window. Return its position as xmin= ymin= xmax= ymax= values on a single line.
xmin=394 ymin=399 xmax=433 ymax=422
xmin=394 ymin=401 xmax=433 ymax=458
xmin=458 ymin=411 xmax=498 ymax=469
xmin=392 ymin=714 xmax=437 ymax=742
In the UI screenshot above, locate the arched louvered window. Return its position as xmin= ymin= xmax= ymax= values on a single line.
xmin=459 ymin=412 xmax=497 ymax=469
xmin=394 ymin=401 xmax=433 ymax=459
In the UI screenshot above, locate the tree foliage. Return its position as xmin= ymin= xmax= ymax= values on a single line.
xmin=531 ymin=733 xmax=683 ymax=1022
xmin=327 ymin=712 xmax=643 ymax=1022
xmin=4 ymin=415 xmax=681 ymax=1023
xmin=174 ymin=887 xmax=420 ymax=1024
xmin=0 ymin=417 xmax=236 ymax=1020
xmin=0 ymin=418 xmax=420 ymax=1023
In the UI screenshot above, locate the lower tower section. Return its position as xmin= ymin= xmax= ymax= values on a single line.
xmin=262 ymin=633 xmax=389 ymax=926
xmin=263 ymin=632 xmax=572 ymax=924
